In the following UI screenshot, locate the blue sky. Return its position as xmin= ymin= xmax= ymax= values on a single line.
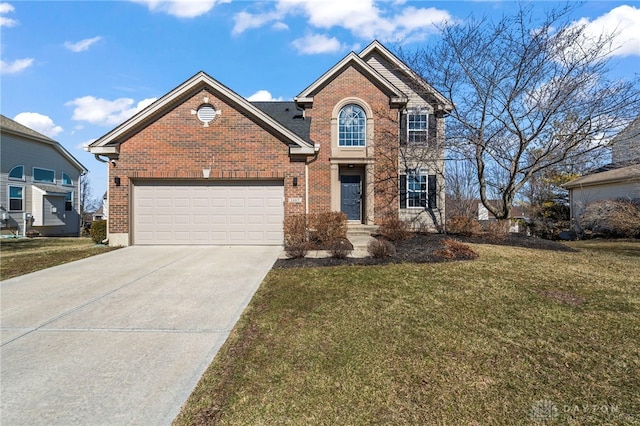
xmin=2 ymin=0 xmax=639 ymax=200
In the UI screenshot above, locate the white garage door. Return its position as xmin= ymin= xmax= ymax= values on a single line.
xmin=133 ymin=180 xmax=284 ymax=245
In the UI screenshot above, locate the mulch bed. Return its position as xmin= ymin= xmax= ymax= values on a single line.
xmin=273 ymin=233 xmax=577 ymax=269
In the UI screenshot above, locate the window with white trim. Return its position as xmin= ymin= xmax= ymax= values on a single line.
xmin=62 ymin=172 xmax=72 ymax=186
xmin=338 ymin=104 xmax=366 ymax=147
xmin=33 ymin=167 xmax=55 ymax=183
xmin=400 ymin=172 xmax=437 ymax=209
xmin=408 ymin=112 xmax=428 ymax=144
xmin=9 ymin=165 xmax=24 ymax=181
xmin=9 ymin=185 xmax=23 ymax=211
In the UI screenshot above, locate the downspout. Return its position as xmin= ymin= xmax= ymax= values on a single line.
xmin=305 ymin=144 xmax=321 ymax=215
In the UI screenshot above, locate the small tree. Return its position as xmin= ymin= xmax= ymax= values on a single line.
xmin=404 ymin=3 xmax=640 ymax=220
xmin=80 ymin=173 xmax=101 ymax=219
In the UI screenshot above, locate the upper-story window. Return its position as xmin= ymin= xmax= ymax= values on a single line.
xmin=33 ymin=167 xmax=55 ymax=183
xmin=8 ymin=165 xmax=24 ymax=180
xmin=62 ymin=172 xmax=73 ymax=186
xmin=404 ymin=109 xmax=436 ymax=145
xmin=339 ymin=104 xmax=366 ymax=147
xmin=408 ymin=112 xmax=428 ymax=144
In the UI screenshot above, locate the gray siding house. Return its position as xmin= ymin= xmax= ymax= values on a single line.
xmin=563 ymin=116 xmax=640 ymax=222
xmin=0 ymin=114 xmax=88 ymax=237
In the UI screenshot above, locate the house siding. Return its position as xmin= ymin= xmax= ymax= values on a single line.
xmin=364 ymin=52 xmax=447 ymax=230
xmin=107 ymin=88 xmax=306 ymax=243
xmin=304 ymin=64 xmax=400 ymax=223
xmin=569 ymin=181 xmax=640 ymax=220
xmin=0 ymin=134 xmax=83 ymax=236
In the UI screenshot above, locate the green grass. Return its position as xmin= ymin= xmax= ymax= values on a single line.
xmin=175 ymin=240 xmax=640 ymax=425
xmin=0 ymin=237 xmax=119 ymax=280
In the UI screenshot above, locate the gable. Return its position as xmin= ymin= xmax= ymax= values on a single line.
xmin=89 ymin=72 xmax=315 ymax=159
xmin=0 ymin=115 xmax=87 ymax=173
xmin=359 ymin=41 xmax=452 ymax=112
xmin=295 ymin=52 xmax=407 ymax=107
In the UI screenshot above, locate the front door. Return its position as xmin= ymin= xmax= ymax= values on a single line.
xmin=340 ymin=175 xmax=361 ymax=221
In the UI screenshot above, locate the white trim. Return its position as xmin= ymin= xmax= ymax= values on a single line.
xmin=89 ymin=71 xmax=314 ymax=155
xmin=8 ymin=184 xmax=24 ymax=212
xmin=8 ymin=165 xmax=25 ymax=181
xmin=296 ymin=52 xmax=407 ymax=105
xmin=32 ymin=167 xmax=56 ymax=184
xmin=359 ymin=40 xmax=453 ymax=111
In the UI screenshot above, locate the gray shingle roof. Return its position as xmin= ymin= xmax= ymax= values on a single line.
xmin=0 ymin=114 xmax=55 ymax=142
xmin=251 ymin=102 xmax=312 ymax=143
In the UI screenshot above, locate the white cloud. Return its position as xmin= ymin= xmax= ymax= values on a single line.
xmin=246 ymin=90 xmax=284 ymax=102
xmin=232 ymin=0 xmax=452 ymax=45
xmin=272 ymin=22 xmax=289 ymax=31
xmin=13 ymin=112 xmax=64 ymax=138
xmin=291 ymin=33 xmax=346 ymax=55
xmin=0 ymin=57 xmax=34 ymax=74
xmin=573 ymin=5 xmax=640 ymax=57
xmin=66 ymin=96 xmax=157 ymax=126
xmin=130 ymin=0 xmax=228 ymax=18
xmin=64 ymin=36 xmax=102 ymax=53
xmin=0 ymin=2 xmax=17 ymax=27
xmin=232 ymin=10 xmax=281 ymax=35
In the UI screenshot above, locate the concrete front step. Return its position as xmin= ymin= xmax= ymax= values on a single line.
xmin=346 ymin=224 xmax=378 ymax=237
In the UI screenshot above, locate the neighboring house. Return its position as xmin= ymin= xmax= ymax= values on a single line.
xmin=473 ymin=199 xmax=529 ymax=233
xmin=88 ymin=40 xmax=452 ymax=246
xmin=563 ymin=117 xmax=640 ymax=222
xmin=92 ymin=192 xmax=108 ymax=221
xmin=0 ymin=114 xmax=88 ymax=237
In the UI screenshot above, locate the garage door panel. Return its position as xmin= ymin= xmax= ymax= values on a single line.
xmin=133 ymin=181 xmax=283 ymax=245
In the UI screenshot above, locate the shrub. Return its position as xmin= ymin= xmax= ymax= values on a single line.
xmin=285 ymin=241 xmax=311 ymax=259
xmin=329 ymin=238 xmax=353 ymax=259
xmin=434 ymin=238 xmax=478 ymax=260
xmin=447 ymin=216 xmax=482 ymax=237
xmin=378 ymin=216 xmax=411 ymax=241
xmin=90 ymin=220 xmax=107 ymax=244
xmin=367 ymin=238 xmax=396 ymax=258
xmin=284 ymin=214 xmax=307 ymax=246
xmin=579 ymin=199 xmax=640 ymax=238
xmin=309 ymin=212 xmax=347 ymax=247
xmin=484 ymin=220 xmax=509 ymax=241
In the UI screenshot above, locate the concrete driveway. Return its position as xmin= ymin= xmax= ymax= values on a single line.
xmin=1 ymin=245 xmax=281 ymax=426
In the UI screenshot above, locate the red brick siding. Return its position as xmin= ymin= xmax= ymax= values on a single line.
xmin=108 ymin=88 xmax=306 ymax=235
xmin=305 ymin=65 xmax=400 ymax=222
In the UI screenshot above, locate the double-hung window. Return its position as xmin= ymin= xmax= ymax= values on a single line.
xmin=9 ymin=186 xmax=23 ymax=211
xmin=408 ymin=112 xmax=428 ymax=144
xmin=338 ymin=104 xmax=366 ymax=147
xmin=399 ymin=172 xmax=437 ymax=209
xmin=403 ymin=109 xmax=436 ymax=145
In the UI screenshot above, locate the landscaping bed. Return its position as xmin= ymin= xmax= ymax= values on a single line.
xmin=273 ymin=232 xmax=576 ymax=269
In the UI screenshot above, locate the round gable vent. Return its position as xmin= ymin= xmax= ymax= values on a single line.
xmin=197 ymin=104 xmax=217 ymax=125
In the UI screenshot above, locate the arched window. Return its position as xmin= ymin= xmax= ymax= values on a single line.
xmin=8 ymin=165 xmax=24 ymax=180
xmin=338 ymin=104 xmax=366 ymax=147
xmin=62 ymin=172 xmax=72 ymax=185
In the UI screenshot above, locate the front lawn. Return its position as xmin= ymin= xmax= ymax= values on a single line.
xmin=0 ymin=237 xmax=119 ymax=280
xmin=175 ymin=240 xmax=640 ymax=425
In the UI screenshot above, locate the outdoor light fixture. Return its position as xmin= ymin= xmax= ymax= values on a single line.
xmin=114 ymin=177 xmax=121 ymax=186
xmin=293 ymin=177 xmax=298 ymax=186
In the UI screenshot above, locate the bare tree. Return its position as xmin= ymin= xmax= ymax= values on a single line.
xmin=445 ymin=155 xmax=478 ymax=219
xmin=404 ymin=3 xmax=640 ymax=219
xmin=80 ymin=173 xmax=100 ymax=219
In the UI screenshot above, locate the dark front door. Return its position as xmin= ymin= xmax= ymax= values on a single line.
xmin=340 ymin=175 xmax=361 ymax=221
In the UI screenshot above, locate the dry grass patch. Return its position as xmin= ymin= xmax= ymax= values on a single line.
xmin=0 ymin=237 xmax=119 ymax=280
xmin=175 ymin=240 xmax=640 ymax=425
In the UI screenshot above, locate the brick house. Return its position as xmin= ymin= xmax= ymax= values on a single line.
xmin=88 ymin=41 xmax=452 ymax=246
